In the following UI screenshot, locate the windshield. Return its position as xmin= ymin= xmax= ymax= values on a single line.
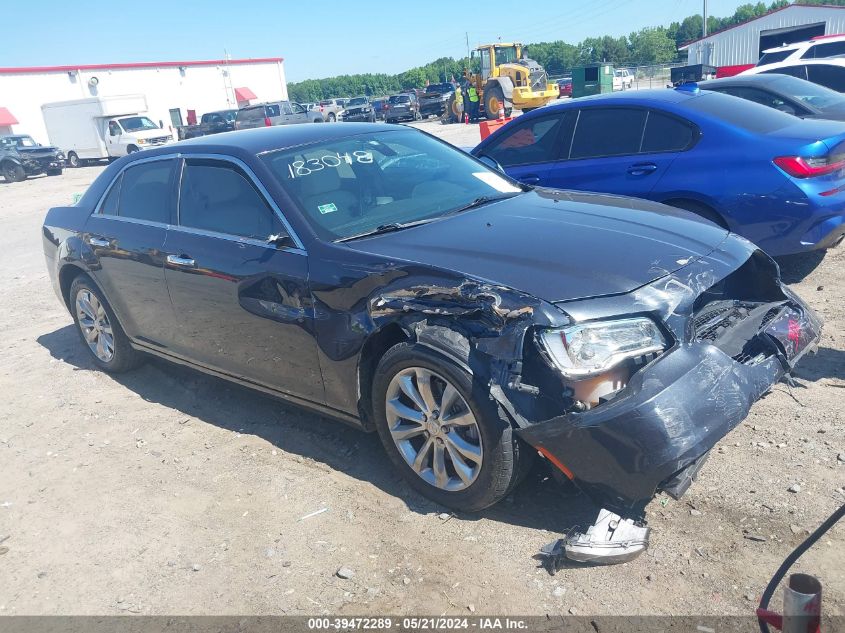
xmin=495 ymin=46 xmax=518 ymax=64
xmin=769 ymin=74 xmax=845 ymax=108
xmin=259 ymin=129 xmax=522 ymax=242
xmin=118 ymin=116 xmax=159 ymax=132
xmin=223 ymin=110 xmax=237 ymax=122
xmin=757 ymin=49 xmax=796 ymax=66
xmin=348 ymin=97 xmax=368 ymax=106
xmin=389 ymin=95 xmax=410 ymax=104
xmin=7 ymin=136 xmax=37 ymax=148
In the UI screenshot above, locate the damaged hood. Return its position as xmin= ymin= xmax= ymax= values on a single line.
xmin=347 ymin=189 xmax=730 ymax=303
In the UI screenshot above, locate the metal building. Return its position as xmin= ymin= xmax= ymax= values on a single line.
xmin=0 ymin=57 xmax=287 ymax=143
xmin=680 ymin=4 xmax=845 ymax=67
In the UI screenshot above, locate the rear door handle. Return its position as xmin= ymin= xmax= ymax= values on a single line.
xmin=88 ymin=237 xmax=110 ymax=247
xmin=627 ymin=163 xmax=658 ymax=176
xmin=167 ymin=254 xmax=196 ymax=267
xmin=521 ymin=175 xmax=541 ymax=185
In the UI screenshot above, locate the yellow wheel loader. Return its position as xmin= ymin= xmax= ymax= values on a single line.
xmin=449 ymin=42 xmax=559 ymax=121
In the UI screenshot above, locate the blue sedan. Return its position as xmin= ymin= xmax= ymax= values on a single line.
xmin=472 ymin=86 xmax=845 ymax=257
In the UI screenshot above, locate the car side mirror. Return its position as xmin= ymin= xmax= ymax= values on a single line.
xmin=477 ymin=154 xmax=505 ymax=173
xmin=267 ymin=231 xmax=295 ymax=249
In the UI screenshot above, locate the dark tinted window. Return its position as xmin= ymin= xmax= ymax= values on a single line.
xmin=684 ymin=92 xmax=795 ymax=133
xmin=709 ymin=86 xmax=804 ymax=114
xmin=483 ymin=113 xmax=571 ymax=166
xmin=570 ymin=108 xmax=647 ymax=159
xmin=237 ymin=107 xmax=262 ymax=121
xmin=265 ymin=104 xmax=281 ymax=117
xmin=803 ymin=41 xmax=845 ymax=59
xmin=641 ymin=111 xmax=695 ymax=153
xmin=762 ymin=65 xmax=807 ymax=80
xmin=179 ymin=159 xmax=278 ymax=240
xmin=807 ymin=64 xmax=845 ymax=91
xmin=757 ymin=49 xmax=795 ymax=65
xmin=100 ymin=173 xmax=122 ymax=216
xmin=116 ymin=160 xmax=174 ymax=223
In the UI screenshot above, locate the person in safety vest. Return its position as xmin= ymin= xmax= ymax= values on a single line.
xmin=467 ymin=84 xmax=480 ymax=122
xmin=452 ymin=85 xmax=464 ymax=123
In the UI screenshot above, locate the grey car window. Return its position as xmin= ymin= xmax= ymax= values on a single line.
xmin=115 ymin=160 xmax=174 ymax=223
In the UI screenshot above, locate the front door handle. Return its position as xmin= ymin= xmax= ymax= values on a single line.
xmin=521 ymin=175 xmax=541 ymax=185
xmin=88 ymin=236 xmax=110 ymax=247
xmin=166 ymin=254 xmax=196 ymax=267
xmin=627 ymin=162 xmax=658 ymax=176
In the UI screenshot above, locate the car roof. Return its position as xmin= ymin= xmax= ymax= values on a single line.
xmin=703 ymin=74 xmax=785 ymax=87
xmin=167 ymin=123 xmax=400 ymax=155
xmin=539 ymin=88 xmax=706 ymax=109
xmin=762 ymin=33 xmax=845 ymax=53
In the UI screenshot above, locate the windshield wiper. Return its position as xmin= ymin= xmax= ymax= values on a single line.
xmin=336 ymin=218 xmax=434 ymax=243
xmin=443 ymin=192 xmax=521 ymax=217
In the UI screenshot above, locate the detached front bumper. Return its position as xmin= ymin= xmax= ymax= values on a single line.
xmin=517 ymin=302 xmax=821 ymax=516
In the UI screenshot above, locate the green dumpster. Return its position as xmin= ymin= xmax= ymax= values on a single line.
xmin=571 ymin=63 xmax=615 ymax=98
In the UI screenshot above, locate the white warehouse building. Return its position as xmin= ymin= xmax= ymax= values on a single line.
xmin=680 ymin=4 xmax=845 ymax=68
xmin=0 ymin=57 xmax=287 ymax=142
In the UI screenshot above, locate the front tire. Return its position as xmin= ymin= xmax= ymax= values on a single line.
xmin=484 ymin=84 xmax=505 ymax=120
xmin=1 ymin=162 xmax=26 ymax=183
xmin=70 ymin=274 xmax=142 ymax=373
xmin=372 ymin=342 xmax=531 ymax=512
xmin=126 ymin=145 xmax=139 ymax=154
xmin=67 ymin=152 xmax=80 ymax=168
xmin=328 ymin=113 xmax=336 ymax=122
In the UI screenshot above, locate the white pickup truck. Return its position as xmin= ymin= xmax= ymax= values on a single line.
xmin=41 ymin=95 xmax=173 ymax=167
xmin=613 ymin=69 xmax=634 ymax=91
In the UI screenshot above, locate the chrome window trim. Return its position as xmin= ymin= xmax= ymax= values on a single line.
xmin=93 ymin=215 xmax=171 ymax=230
xmin=178 ymin=152 xmax=306 ymax=251
xmin=165 ymin=223 xmax=306 ymax=256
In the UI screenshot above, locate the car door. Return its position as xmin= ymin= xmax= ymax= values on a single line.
xmin=163 ymin=156 xmax=324 ymax=402
xmin=479 ymin=111 xmax=575 ymax=185
xmin=290 ymin=103 xmax=309 ymax=123
xmin=106 ymin=120 xmax=126 ymax=156
xmin=279 ymin=102 xmax=295 ymax=125
xmin=540 ymin=107 xmax=687 ymax=198
xmin=82 ymin=156 xmax=180 ymax=348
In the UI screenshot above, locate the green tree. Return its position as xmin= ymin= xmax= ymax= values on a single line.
xmin=628 ymin=27 xmax=677 ymax=64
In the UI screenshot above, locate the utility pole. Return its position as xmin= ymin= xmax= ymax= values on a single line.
xmin=703 ymin=0 xmax=708 ymax=37
xmin=466 ymin=32 xmax=470 ymax=61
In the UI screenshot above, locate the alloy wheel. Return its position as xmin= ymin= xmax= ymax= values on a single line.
xmin=385 ymin=367 xmax=483 ymax=491
xmin=75 ymin=289 xmax=115 ymax=362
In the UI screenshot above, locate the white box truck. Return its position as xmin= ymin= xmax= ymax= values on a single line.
xmin=41 ymin=95 xmax=174 ymax=167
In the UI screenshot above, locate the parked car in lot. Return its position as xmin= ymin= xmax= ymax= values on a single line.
xmin=339 ymin=97 xmax=376 ymax=122
xmin=419 ymin=83 xmax=456 ymax=118
xmin=179 ymin=109 xmax=238 ymax=139
xmin=42 ymin=123 xmax=822 ymax=563
xmin=385 ymin=93 xmax=421 ymax=123
xmin=754 ymin=33 xmax=845 ymax=70
xmin=234 ymin=101 xmax=323 ymax=130
xmin=473 ymin=86 xmax=845 ymax=256
xmin=703 ymin=73 xmax=845 ymax=121
xmin=741 ymin=58 xmax=845 ymax=93
xmin=613 ymin=69 xmax=634 ymax=90
xmin=0 ymin=134 xmax=65 ymax=182
xmin=556 ymin=78 xmax=572 ymax=98
xmin=318 ymin=99 xmax=346 ymax=122
xmin=371 ymin=97 xmax=388 ymax=120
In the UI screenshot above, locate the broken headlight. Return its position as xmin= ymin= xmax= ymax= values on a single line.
xmin=540 ymin=317 xmax=668 ymax=378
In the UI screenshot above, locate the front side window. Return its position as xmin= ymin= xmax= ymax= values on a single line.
xmin=108 ymin=121 xmax=121 ymax=136
xmin=179 ymin=159 xmax=279 ymax=240
xmin=260 ymin=129 xmax=522 ymax=242
xmin=106 ymin=159 xmax=174 ymax=223
xmin=769 ymin=74 xmax=845 ymax=108
xmin=281 ymin=102 xmax=293 ymax=115
xmin=570 ymin=108 xmax=648 ymax=159
xmin=482 ymin=112 xmax=572 ymax=166
xmin=803 ymin=41 xmax=845 ymax=59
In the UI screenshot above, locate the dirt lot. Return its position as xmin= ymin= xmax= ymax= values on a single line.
xmin=0 ymin=119 xmax=843 ymax=617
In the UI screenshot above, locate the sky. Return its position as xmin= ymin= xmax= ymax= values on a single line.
xmin=6 ymin=0 xmax=750 ymax=82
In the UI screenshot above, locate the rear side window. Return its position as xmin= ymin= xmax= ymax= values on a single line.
xmin=483 ymin=112 xmax=572 ymax=166
xmin=641 ymin=111 xmax=696 ymax=153
xmin=807 ymin=64 xmax=845 ymax=91
xmin=179 ymin=159 xmax=279 ymax=240
xmin=570 ymin=108 xmax=647 ymax=159
xmin=237 ymin=107 xmax=261 ymax=121
xmin=104 ymin=160 xmax=174 ymax=223
xmin=762 ymin=65 xmax=808 ymax=80
xmin=802 ymin=41 xmax=845 ymax=59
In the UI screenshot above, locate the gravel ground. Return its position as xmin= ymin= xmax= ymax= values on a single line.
xmin=0 ymin=121 xmax=843 ymax=617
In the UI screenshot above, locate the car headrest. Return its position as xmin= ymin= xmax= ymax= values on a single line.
xmin=298 ymin=167 xmax=342 ymax=196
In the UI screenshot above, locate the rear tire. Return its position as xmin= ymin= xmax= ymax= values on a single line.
xmin=328 ymin=113 xmax=336 ymax=122
xmin=372 ymin=342 xmax=532 ymax=512
xmin=69 ymin=274 xmax=142 ymax=373
xmin=1 ymin=162 xmax=26 ymax=183
xmin=126 ymin=145 xmax=139 ymax=154
xmin=67 ymin=152 xmax=80 ymax=168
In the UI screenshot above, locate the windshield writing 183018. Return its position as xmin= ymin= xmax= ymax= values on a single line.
xmin=287 ymin=151 xmax=373 ymax=178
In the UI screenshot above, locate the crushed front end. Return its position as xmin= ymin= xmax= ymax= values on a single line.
xmin=510 ymin=244 xmax=822 ymax=565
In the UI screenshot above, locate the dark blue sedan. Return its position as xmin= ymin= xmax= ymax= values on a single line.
xmin=473 ymin=86 xmax=845 ymax=257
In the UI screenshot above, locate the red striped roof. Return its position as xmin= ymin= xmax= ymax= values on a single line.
xmin=0 ymin=57 xmax=283 ymax=75
xmin=0 ymin=107 xmax=19 ymax=126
